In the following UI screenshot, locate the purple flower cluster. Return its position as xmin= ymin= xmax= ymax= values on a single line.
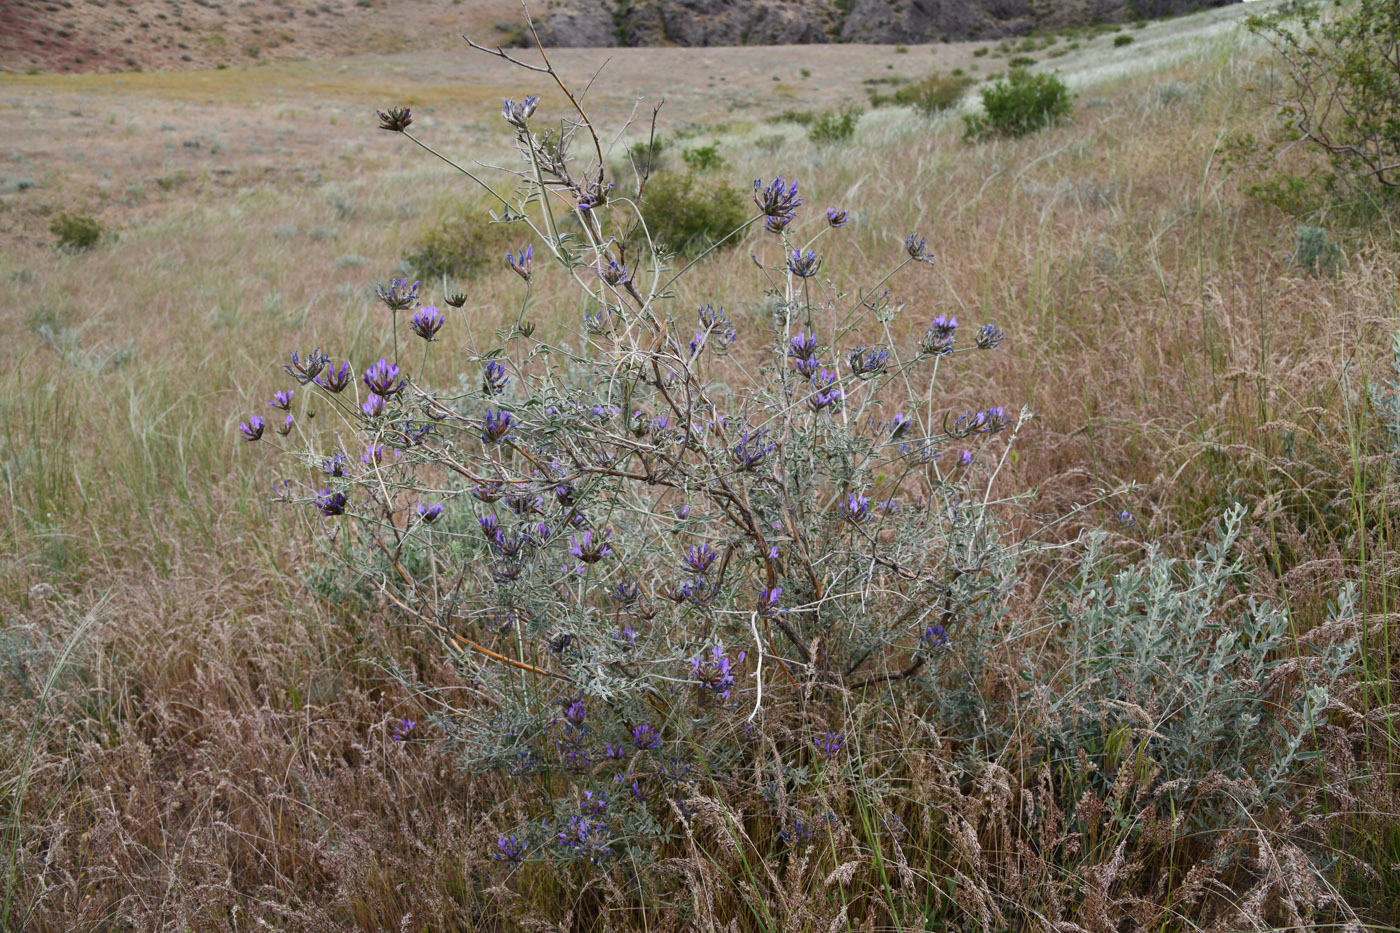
xmin=691 ymin=644 xmax=745 ymax=701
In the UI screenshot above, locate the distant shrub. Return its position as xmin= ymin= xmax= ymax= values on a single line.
xmin=767 ymin=108 xmax=818 ymax=126
xmin=963 ymin=68 xmax=1073 ymax=140
xmin=1008 ymin=55 xmax=1037 ymax=67
xmin=49 ymin=212 xmax=102 ymax=252
xmin=406 ymin=209 xmax=516 ymax=279
xmin=1113 ymin=34 xmax=1135 ymax=47
xmin=680 ymin=141 xmax=725 ymax=173
xmin=972 ymin=46 xmax=989 ymax=57
xmin=891 ymin=72 xmax=975 ymax=115
xmin=639 ymin=170 xmax=747 ymax=255
xmin=627 ymin=137 xmax=665 ymax=174
xmin=1293 ymin=224 xmax=1344 ymax=275
xmin=894 ymin=44 xmax=908 ymax=53
xmin=807 ymin=108 xmax=860 ymax=145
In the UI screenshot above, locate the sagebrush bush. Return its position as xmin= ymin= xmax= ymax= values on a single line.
xmin=680 ymin=141 xmax=725 ymax=173
xmin=404 ymin=205 xmax=516 ymax=279
xmin=48 ymin=212 xmax=102 ymax=252
xmin=964 ymin=68 xmax=1073 ymax=140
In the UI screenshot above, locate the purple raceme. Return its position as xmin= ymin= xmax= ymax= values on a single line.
xmin=812 ymin=731 xmax=846 ymax=759
xmin=758 ymin=586 xmax=782 ymax=616
xmin=478 ymin=514 xmax=501 ymax=539
xmin=360 ymin=444 xmax=383 ymax=465
xmin=322 ymin=453 xmax=346 ymax=477
xmin=284 ymin=348 xmax=329 ymax=385
xmin=919 ymin=315 xmax=958 ymax=356
xmin=501 ymin=95 xmax=539 ymax=129
xmin=362 ymin=359 xmax=405 ymax=397
xmin=376 ymin=106 xmax=412 ymax=132
xmin=847 ymin=345 xmax=890 ymax=378
xmin=410 ymin=305 xmax=444 ymax=341
xmin=493 ymin=835 xmax=525 ymax=863
xmin=730 ymin=427 xmax=776 ymax=471
xmin=683 ymin=543 xmax=719 ymax=575
xmin=959 ymin=449 xmax=974 ymax=466
xmin=314 ymin=488 xmax=347 ymax=516
xmin=631 ymin=723 xmax=662 ymax=750
xmin=471 ymin=480 xmax=504 ymax=502
xmin=840 ymin=492 xmax=870 ymax=524
xmin=826 ymin=207 xmax=850 ymax=227
xmin=391 ymin=716 xmax=416 ymax=741
xmin=556 ymin=816 xmax=611 ymax=864
xmin=269 ymin=389 xmax=293 ymax=411
xmin=482 ymin=361 xmax=510 ymax=396
xmin=976 ymin=323 xmax=1005 ymax=350
xmin=276 ymin=413 xmax=294 ymax=436
xmin=786 ymin=249 xmax=821 ymax=278
xmin=891 ymin=412 xmax=913 ymax=439
xmin=360 ymin=394 xmax=387 ymax=418
xmin=754 ymin=175 xmax=802 ymax=225
xmin=904 ymin=233 xmax=933 ymax=263
xmin=805 ymin=369 xmax=843 ymax=412
xmin=691 ymin=644 xmax=744 ymax=701
xmin=482 ymin=409 xmax=514 ymax=444
xmin=569 ymin=530 xmax=612 ymax=564
xmin=764 ymin=212 xmax=795 ymax=235
xmin=375 ymin=277 xmax=419 ymax=312
xmin=923 ymin=623 xmax=950 ymax=650
xmin=788 ymin=331 xmax=819 ymax=363
xmin=416 ymin=502 xmax=444 ymax=524
xmin=316 ymin=360 xmax=353 ymax=393
xmin=598 ymin=258 xmax=630 ymax=287
xmin=239 ymin=416 xmax=265 ymax=442
xmin=506 ymin=244 xmax=533 ymax=281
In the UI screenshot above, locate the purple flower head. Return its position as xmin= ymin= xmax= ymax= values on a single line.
xmin=754 ymin=175 xmax=803 ymax=222
xmin=322 ymin=452 xmax=346 ymax=477
xmin=360 ymin=394 xmax=387 ymax=418
xmin=697 ymin=304 xmax=728 ymax=328
xmin=675 ymin=504 xmax=692 ymax=520
xmin=360 ymin=444 xmax=383 ymax=466
xmin=556 ymin=816 xmax=611 ymax=864
xmin=788 ymin=331 xmax=820 ymax=362
xmin=786 ymin=249 xmax=821 ymax=278
xmin=613 ymin=624 xmax=638 ymax=647
xmin=840 ymin=492 xmax=870 ymax=524
xmin=952 ymin=406 xmax=1009 ymax=437
xmin=239 ymin=415 xmax=265 ymax=442
xmin=923 ymin=623 xmax=950 ymax=650
xmin=316 ymin=360 xmax=353 ymax=393
xmin=904 ymin=233 xmax=933 ymax=263
xmin=376 ymin=106 xmax=412 ymax=132
xmin=649 ymin=413 xmax=670 ymax=436
xmin=826 ymin=207 xmax=850 ymax=228
xmin=569 ymin=529 xmax=612 ymax=564
xmin=976 ymin=323 xmax=1005 ymax=350
xmin=494 ymin=529 xmax=529 ymax=558
xmin=612 ymin=580 xmax=640 ymax=604
xmin=500 ymin=95 xmax=539 ymax=128
xmin=445 ymin=291 xmax=468 ymax=309
xmin=277 ymin=413 xmax=294 ymax=436
xmin=920 ymin=315 xmax=958 ymax=356
xmin=959 ymin=449 xmax=974 ymax=466
xmin=758 ymin=586 xmax=782 ymax=617
xmin=598 ymin=258 xmax=630 ymax=287
xmin=730 ymin=426 xmax=776 ymax=471
xmin=847 ymin=344 xmax=890 ymax=378
xmin=493 ymin=835 xmax=525 ymax=863
xmin=472 ymin=480 xmax=504 ymax=502
xmin=375 ymin=277 xmax=419 ymax=312
xmin=391 ymin=716 xmax=416 ymax=741
xmin=891 ymin=412 xmax=913 ymax=439
xmin=631 ymin=723 xmax=662 ymax=750
xmin=691 ymin=644 xmax=745 ymax=701
xmin=583 ymin=307 xmax=611 ymax=337
xmin=763 ymin=212 xmax=795 ymax=235
xmin=805 ymin=369 xmax=843 ymax=412
xmin=506 ymin=244 xmax=533 ymax=281
xmin=478 ymin=513 xmax=500 ymax=539
xmin=284 ymin=347 xmax=329 ymax=385
xmin=812 ymin=731 xmax=846 ymax=759
xmin=481 ymin=360 xmax=509 ymax=397
xmin=314 ymin=488 xmax=347 ymax=516
xmin=505 ymin=492 xmax=543 ymax=516
xmin=795 ymin=355 xmax=822 ymax=379
xmin=269 ymin=389 xmax=294 ymax=411
xmin=1115 ymin=509 xmax=1136 ymax=526
xmin=528 ymin=521 xmax=554 ymax=546
xmin=416 ymin=502 xmax=444 ymax=524
xmin=481 ymin=409 xmax=514 ymax=444
xmin=362 ymin=359 xmax=405 ymax=397
xmin=409 ymin=305 xmax=444 ymax=341
xmin=683 ymin=542 xmax=719 ymax=575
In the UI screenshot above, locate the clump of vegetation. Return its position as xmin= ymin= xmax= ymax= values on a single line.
xmin=873 ymin=72 xmax=974 ymax=114
xmin=680 ymin=141 xmax=725 ymax=173
xmin=963 ymin=68 xmax=1073 ymax=140
xmin=405 ymin=208 xmax=516 ymax=279
xmin=638 ymin=170 xmax=747 ymax=254
xmin=1246 ymin=0 xmax=1400 ymax=202
xmin=1293 ymin=224 xmax=1344 ymax=274
xmin=807 ymin=107 xmax=860 ymax=144
xmin=48 ymin=212 xmax=103 ymax=252
xmin=1114 ymin=34 xmax=1135 ymax=47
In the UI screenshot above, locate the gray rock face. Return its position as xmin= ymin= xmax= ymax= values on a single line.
xmin=533 ymin=0 xmax=1237 ymax=47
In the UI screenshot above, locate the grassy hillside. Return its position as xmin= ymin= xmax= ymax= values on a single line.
xmin=2 ymin=3 xmax=1398 ymax=928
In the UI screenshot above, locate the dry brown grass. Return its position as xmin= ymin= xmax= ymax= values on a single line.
xmin=3 ymin=3 xmax=1399 ymax=929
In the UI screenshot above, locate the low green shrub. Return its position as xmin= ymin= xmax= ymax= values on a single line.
xmin=890 ymin=72 xmax=975 ymax=115
xmin=807 ymin=108 xmax=860 ymax=145
xmin=48 ymin=212 xmax=102 ymax=252
xmin=963 ymin=68 xmax=1073 ymax=140
xmin=405 ymin=209 xmax=517 ymax=280
xmin=680 ymin=141 xmax=725 ymax=173
xmin=638 ymin=170 xmax=747 ymax=255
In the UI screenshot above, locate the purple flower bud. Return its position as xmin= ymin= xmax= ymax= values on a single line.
xmin=631 ymin=723 xmax=662 ymax=750
xmin=493 ymin=834 xmax=525 ymax=863
xmin=478 ymin=513 xmax=500 ymax=539
xmin=391 ymin=716 xmax=416 ymax=740
xmin=788 ymin=332 xmax=820 ymax=362
xmin=568 ymin=529 xmax=612 ymax=564
xmin=826 ymin=207 xmax=849 ymax=227
xmin=239 ymin=415 xmax=265 ymax=442
xmin=683 ymin=543 xmax=719 ymax=575
xmin=269 ymin=389 xmax=294 ymax=410
xmin=976 ymin=323 xmax=1005 ymax=350
xmin=891 ymin=412 xmax=913 ymax=439
xmin=812 ymin=731 xmax=846 ymax=759
xmin=904 ymin=233 xmax=933 ymax=263
xmin=277 ymin=413 xmax=294 ymax=436
xmin=923 ymin=623 xmax=950 ymax=650
xmin=506 ymin=244 xmax=533 ymax=281
xmin=597 ymin=258 xmax=630 ymax=287
xmin=959 ymin=449 xmax=973 ymax=466
xmin=839 ymin=492 xmax=870 ymax=524
xmin=754 ymin=175 xmax=802 ymax=222
xmin=410 ymin=305 xmax=444 ymax=341
xmin=375 ymin=277 xmax=419 ymax=312
xmin=284 ymin=347 xmax=330 ymax=384
xmin=376 ymin=107 xmax=413 ymax=132
xmin=847 ymin=344 xmax=890 ymax=378
xmin=501 ymin=95 xmax=540 ymax=128
xmin=416 ymin=502 xmax=444 ymax=524
xmin=360 ymin=444 xmax=383 ymax=465
xmin=482 ymin=360 xmax=510 ymax=396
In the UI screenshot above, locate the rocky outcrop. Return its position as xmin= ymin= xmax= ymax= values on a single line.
xmin=533 ymin=0 xmax=1238 ymax=47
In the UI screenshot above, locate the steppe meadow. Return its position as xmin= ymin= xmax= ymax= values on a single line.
xmin=2 ymin=0 xmax=1399 ymax=929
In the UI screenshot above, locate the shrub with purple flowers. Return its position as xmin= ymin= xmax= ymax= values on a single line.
xmin=238 ymin=42 xmax=1082 ymax=885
